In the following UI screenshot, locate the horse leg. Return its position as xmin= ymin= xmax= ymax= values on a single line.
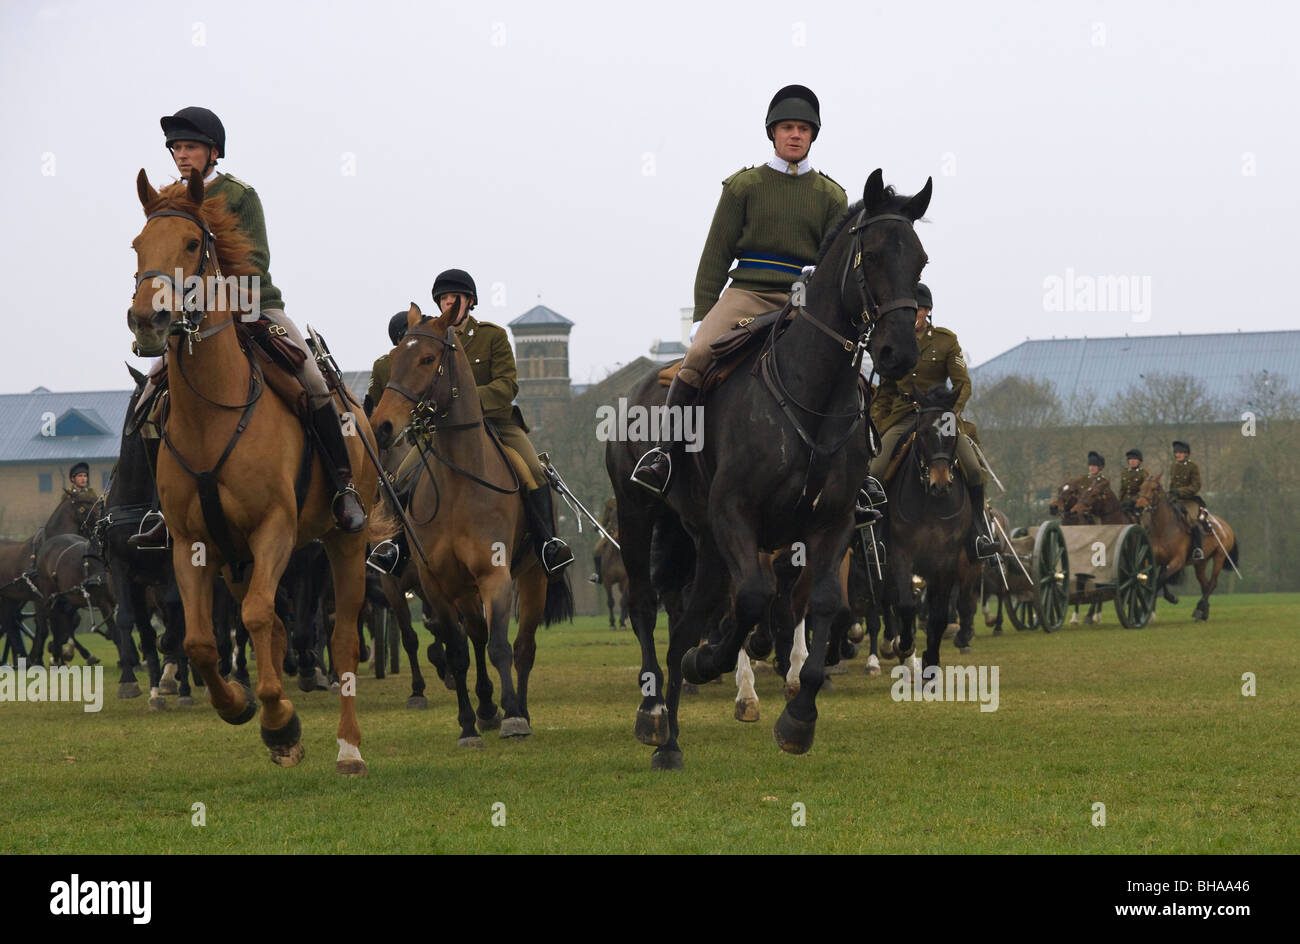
xmin=1192 ymin=558 xmax=1213 ymax=621
xmin=469 ymin=630 xmax=501 ymax=731
xmin=680 ymin=533 xmax=751 ymax=685
xmin=479 ymin=571 xmax=527 ymax=735
xmin=321 ymin=532 xmax=368 ymax=775
xmin=733 ymin=648 xmax=759 ymax=722
xmin=923 ymin=576 xmax=952 ymax=673
xmin=391 ymin=592 xmax=427 ymax=708
xmin=785 ymin=618 xmax=807 ymax=700
xmin=111 ymin=572 xmax=143 ymax=698
xmin=512 ymin=569 xmax=546 ymax=731
xmin=172 ymin=540 xmax=249 ymax=725
xmin=428 ymin=593 xmax=479 ymax=747
xmin=240 ymin=523 xmax=302 ymax=768
xmin=954 ymin=573 xmax=977 ymax=653
xmin=620 ymin=509 xmax=671 ymax=750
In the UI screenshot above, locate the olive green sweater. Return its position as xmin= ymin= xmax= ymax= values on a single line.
xmin=693 ymin=165 xmax=847 ymax=322
xmin=206 ymin=173 xmax=284 ymax=313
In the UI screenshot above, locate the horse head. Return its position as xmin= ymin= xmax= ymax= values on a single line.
xmin=128 ymin=170 xmax=254 ymax=358
xmin=913 ymin=384 xmax=960 ymax=494
xmin=1134 ymin=472 xmax=1164 ymax=512
xmin=371 ymin=301 xmax=465 ymax=451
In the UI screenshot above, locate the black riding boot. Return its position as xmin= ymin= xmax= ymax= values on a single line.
xmin=968 ymin=483 xmax=999 ymax=560
xmin=630 ymin=374 xmax=701 ymax=497
xmin=1189 ymin=525 xmax=1205 ymax=560
xmin=366 ymin=531 xmax=408 ymax=575
xmin=127 ymin=510 xmax=168 ymax=549
xmin=310 ymin=402 xmax=366 ymax=533
xmin=524 ymin=486 xmax=573 ymax=577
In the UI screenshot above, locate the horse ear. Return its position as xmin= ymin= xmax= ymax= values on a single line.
xmin=126 ymin=362 xmax=146 ymax=387
xmin=137 ymin=169 xmax=157 ymax=209
xmin=863 ymin=169 xmax=885 ymax=213
xmin=187 ymin=169 xmax=205 ymax=205
xmin=902 ymin=177 xmax=933 ymax=221
xmin=406 ymin=302 xmax=422 ymax=331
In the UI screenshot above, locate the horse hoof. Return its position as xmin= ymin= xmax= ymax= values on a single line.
xmin=848 ymin=621 xmax=866 ymax=643
xmin=744 ymin=631 xmax=773 ymax=661
xmin=329 ymin=681 xmax=341 ymax=695
xmin=261 ymin=712 xmax=302 ymax=766
xmin=118 ymin=682 xmax=141 ymax=699
xmin=681 ymin=646 xmax=710 ymax=685
xmin=825 ymin=661 xmax=845 ymax=676
xmin=177 ymin=695 xmax=195 ymax=707
xmin=159 ymin=662 xmax=178 ymax=694
xmin=681 ymin=681 xmax=700 ymax=696
xmin=634 ymin=705 xmax=669 ymax=746
xmin=500 ymin=717 xmax=532 ymax=739
xmin=959 ymin=646 xmax=972 ymax=655
xmin=840 ymin=640 xmax=858 ymax=660
xmin=865 ymin=654 xmax=881 ymax=677
xmin=336 ymin=759 xmax=368 ymax=777
xmin=457 ymin=736 xmax=485 ymax=749
xmin=773 ymin=708 xmax=816 ymax=755
xmin=477 ymin=709 xmax=503 ymax=732
xmin=297 ymin=673 xmax=316 ymax=693
xmin=148 ymin=695 xmax=167 ymax=711
xmin=734 ymin=698 xmax=760 ymax=723
xmin=880 ymin=637 xmax=897 ymax=658
xmin=406 ymin=695 xmax=428 ymax=710
xmin=219 ymin=693 xmax=258 ymax=726
xmin=85 ymin=655 xmax=100 ymax=666
xmin=650 ymin=748 xmax=683 ymax=771
xmin=943 ymin=623 xmax=958 ymax=640
xmin=820 ymin=676 xmax=834 ymax=691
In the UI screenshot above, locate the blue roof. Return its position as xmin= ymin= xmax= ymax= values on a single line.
xmin=971 ymin=330 xmax=1300 ymax=418
xmin=0 ymin=388 xmax=128 ymax=464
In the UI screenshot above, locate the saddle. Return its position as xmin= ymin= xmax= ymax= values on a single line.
xmin=657 ymin=307 xmax=792 ymax=392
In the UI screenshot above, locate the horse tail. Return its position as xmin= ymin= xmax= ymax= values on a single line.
xmin=650 ymin=510 xmax=694 ymax=594
xmin=1228 ymin=536 xmax=1240 ymax=568
xmin=543 ymin=572 xmax=574 ymax=627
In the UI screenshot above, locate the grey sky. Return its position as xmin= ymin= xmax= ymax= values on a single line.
xmin=2 ymin=0 xmax=1296 ymax=394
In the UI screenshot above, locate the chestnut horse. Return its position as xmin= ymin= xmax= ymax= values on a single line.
xmin=1135 ymin=474 xmax=1239 ymax=621
xmin=369 ymin=303 xmax=573 ymax=746
xmin=128 ymin=170 xmax=384 ymax=774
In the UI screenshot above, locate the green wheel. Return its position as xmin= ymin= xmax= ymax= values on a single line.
xmin=1005 ymin=593 xmax=1041 ymax=632
xmin=1033 ymin=520 xmax=1069 ymax=632
xmin=1114 ymin=525 xmax=1158 ymax=628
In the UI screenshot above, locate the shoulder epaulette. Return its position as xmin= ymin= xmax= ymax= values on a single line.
xmin=816 ymin=170 xmax=845 ymax=191
xmin=219 ymin=173 xmax=252 ymax=194
xmin=722 ymin=166 xmax=758 ymax=186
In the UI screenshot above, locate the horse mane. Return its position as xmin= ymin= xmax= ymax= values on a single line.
xmin=914 ymin=383 xmax=958 ymax=412
xmin=816 ymin=185 xmax=927 ymax=260
xmin=143 ymin=181 xmax=258 ymax=277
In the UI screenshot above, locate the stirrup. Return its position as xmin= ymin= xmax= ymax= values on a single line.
xmin=128 ymin=511 xmax=169 ymax=549
xmin=630 ymin=447 xmax=672 ymax=496
xmin=861 ymin=475 xmax=887 ymax=507
xmin=332 ymin=484 xmax=366 ymax=533
xmin=366 ymin=540 xmax=402 ymax=575
xmin=866 ymin=541 xmax=887 ymax=566
xmin=974 ymin=535 xmax=999 ymax=560
xmin=1191 ymin=546 xmax=1205 ymax=561
xmin=540 ymin=537 xmax=573 ymax=576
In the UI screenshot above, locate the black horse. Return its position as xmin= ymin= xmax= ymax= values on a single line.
xmin=607 ymin=170 xmax=929 ymax=768
xmin=878 ymin=384 xmax=979 ymax=673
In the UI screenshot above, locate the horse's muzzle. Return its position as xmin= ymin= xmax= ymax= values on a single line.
xmin=128 ymin=307 xmax=169 ymax=357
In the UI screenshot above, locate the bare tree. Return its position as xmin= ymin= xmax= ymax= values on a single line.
xmin=965 ymin=374 xmax=1062 ymax=430
xmin=1096 ymin=372 xmax=1223 ymax=427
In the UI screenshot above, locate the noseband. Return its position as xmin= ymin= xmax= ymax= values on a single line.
xmin=133 ymin=208 xmax=234 ymax=354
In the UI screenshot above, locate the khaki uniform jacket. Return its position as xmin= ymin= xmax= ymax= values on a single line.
xmin=1119 ymin=467 xmax=1147 ymax=503
xmin=870 ymin=325 xmax=972 ymax=433
xmin=1169 ymin=459 xmax=1202 ymax=500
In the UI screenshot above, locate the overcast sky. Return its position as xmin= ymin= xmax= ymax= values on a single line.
xmin=2 ymin=0 xmax=1296 ymax=394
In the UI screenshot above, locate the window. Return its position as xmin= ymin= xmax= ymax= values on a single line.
xmin=39 ymin=473 xmax=52 ymax=493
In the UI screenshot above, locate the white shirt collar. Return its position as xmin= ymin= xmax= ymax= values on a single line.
xmin=766 ymin=154 xmax=813 ymax=176
xmin=204 ymin=167 xmax=219 ymax=184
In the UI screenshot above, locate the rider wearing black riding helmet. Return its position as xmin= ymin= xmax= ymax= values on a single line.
xmin=133 ymin=107 xmax=364 ymax=546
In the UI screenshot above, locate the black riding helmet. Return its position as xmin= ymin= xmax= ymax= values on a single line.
xmin=388 ymin=311 xmax=410 ymax=346
xmin=916 ymin=283 xmax=933 ymax=310
xmin=766 ymin=85 xmax=821 ymax=142
xmin=431 ymin=269 xmax=478 ymax=308
xmin=161 ymin=106 xmax=227 ymax=157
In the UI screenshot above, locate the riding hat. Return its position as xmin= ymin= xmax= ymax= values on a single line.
xmin=431 ymin=269 xmax=478 ymax=308
xmin=766 ymin=85 xmax=821 ymax=141
xmin=161 ymin=106 xmax=227 ymax=156
xmin=69 ymin=462 xmax=90 ymax=479
xmin=916 ymin=283 xmax=933 ymax=310
xmin=1088 ymin=451 xmax=1104 ymax=468
xmin=388 ymin=311 xmax=410 ymax=346
xmin=1172 ymin=440 xmax=1190 ymax=454
xmin=1125 ymin=448 xmax=1143 ymax=461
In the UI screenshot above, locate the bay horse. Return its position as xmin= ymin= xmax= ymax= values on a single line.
xmin=128 ymin=170 xmax=385 ymax=774
xmin=607 ymin=169 xmax=928 ymax=768
xmin=596 ymin=537 xmax=629 ymax=629
xmin=1069 ymin=478 xmax=1131 ymax=524
xmin=1049 ymin=479 xmax=1088 ymax=524
xmin=1135 ymin=474 xmax=1239 ymax=621
xmin=878 ymin=384 xmax=978 ymax=674
xmin=369 ymin=302 xmax=573 ymax=746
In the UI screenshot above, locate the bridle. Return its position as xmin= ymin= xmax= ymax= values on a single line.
xmin=133 ymin=208 xmax=235 ymax=356
xmin=913 ymin=404 xmax=957 ymax=487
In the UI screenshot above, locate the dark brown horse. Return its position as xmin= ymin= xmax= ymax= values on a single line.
xmin=1136 ymin=474 xmax=1239 ymax=621
xmin=596 ymin=537 xmax=629 ymax=629
xmin=369 ymin=302 xmax=573 ymax=746
xmin=128 ymin=170 xmax=385 ymax=774
xmin=1070 ymin=478 xmax=1131 ymax=524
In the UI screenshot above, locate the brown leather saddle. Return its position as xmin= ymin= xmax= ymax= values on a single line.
xmin=657 ymin=307 xmax=792 ymax=392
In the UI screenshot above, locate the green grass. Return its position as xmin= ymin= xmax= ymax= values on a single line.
xmin=2 ymin=593 xmax=1297 ymax=853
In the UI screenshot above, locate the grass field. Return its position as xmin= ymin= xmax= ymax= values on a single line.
xmin=1 ymin=593 xmax=1297 ymax=853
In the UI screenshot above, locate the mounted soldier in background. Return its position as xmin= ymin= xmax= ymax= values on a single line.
xmin=632 ymin=84 xmax=847 ymax=496
xmin=588 ymin=496 xmax=618 ymax=585
xmin=68 ymin=462 xmax=100 ymax=504
xmin=1119 ymin=448 xmax=1147 ymax=516
xmin=867 ymin=283 xmax=997 ymax=560
xmin=132 ymin=106 xmax=364 ymax=546
xmin=1170 ymin=440 xmax=1208 ymax=560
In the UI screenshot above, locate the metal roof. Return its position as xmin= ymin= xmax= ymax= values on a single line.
xmin=508 ymin=305 xmax=574 ymax=328
xmin=0 ymin=388 xmax=129 ymax=464
xmin=970 ymin=330 xmax=1300 ymax=417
